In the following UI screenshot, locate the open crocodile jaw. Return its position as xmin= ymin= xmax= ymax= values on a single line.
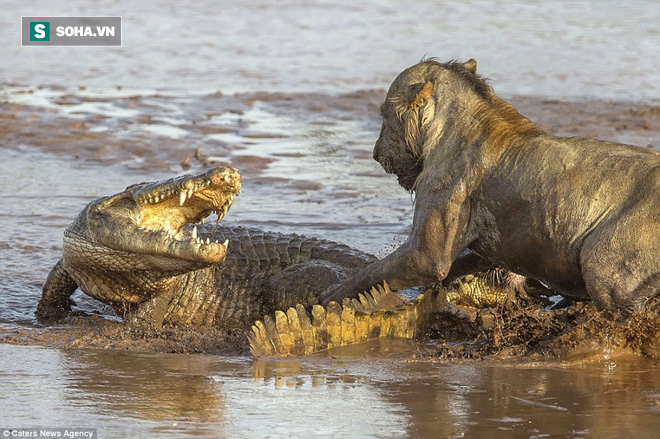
xmin=89 ymin=166 xmax=242 ymax=264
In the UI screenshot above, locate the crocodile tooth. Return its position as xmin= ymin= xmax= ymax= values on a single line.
xmin=192 ymin=225 xmax=198 ymax=239
xmin=206 ymin=237 xmax=210 ymax=244
xmin=178 ymin=190 xmax=187 ymax=206
xmin=187 ymin=189 xmax=194 ymax=199
xmin=200 ymin=217 xmax=205 ymax=224
xmin=154 ymin=196 xmax=160 ymax=203
xmin=222 ymin=239 xmax=229 ymax=247
xmin=148 ymin=198 xmax=154 ymax=204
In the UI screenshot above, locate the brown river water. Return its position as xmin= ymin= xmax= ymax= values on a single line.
xmin=2 ymin=0 xmax=660 ymax=437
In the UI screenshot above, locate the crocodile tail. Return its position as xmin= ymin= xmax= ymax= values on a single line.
xmin=249 ymin=283 xmax=440 ymax=358
xmin=248 ymin=270 xmax=535 ymax=358
xmin=445 ymin=270 xmax=528 ymax=308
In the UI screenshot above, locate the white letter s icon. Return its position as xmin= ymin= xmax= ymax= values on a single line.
xmin=35 ymin=24 xmax=45 ymax=39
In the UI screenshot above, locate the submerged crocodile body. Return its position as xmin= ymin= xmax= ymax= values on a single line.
xmin=249 ymin=271 xmax=531 ymax=357
xmin=37 ymin=167 xmax=377 ymax=329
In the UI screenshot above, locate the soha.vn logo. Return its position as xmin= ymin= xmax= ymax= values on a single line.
xmin=23 ymin=17 xmax=121 ymax=46
xmin=29 ymin=22 xmax=50 ymax=41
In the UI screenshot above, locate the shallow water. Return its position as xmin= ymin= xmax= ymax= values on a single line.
xmin=2 ymin=0 xmax=660 ymax=437
xmin=2 ymin=342 xmax=659 ymax=438
xmin=3 ymin=0 xmax=660 ymax=100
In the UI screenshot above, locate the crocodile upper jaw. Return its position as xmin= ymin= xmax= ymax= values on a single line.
xmin=85 ymin=166 xmax=242 ymax=264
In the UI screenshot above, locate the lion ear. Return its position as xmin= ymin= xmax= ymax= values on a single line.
xmin=402 ymin=81 xmax=434 ymax=157
xmin=389 ymin=81 xmax=435 ymax=158
xmin=464 ymin=59 xmax=478 ymax=75
xmin=408 ymin=81 xmax=433 ymax=111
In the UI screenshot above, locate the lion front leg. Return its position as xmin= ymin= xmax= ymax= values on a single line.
xmin=321 ymin=240 xmax=442 ymax=304
xmin=36 ymin=259 xmax=79 ymax=322
xmin=322 ymin=184 xmax=475 ymax=305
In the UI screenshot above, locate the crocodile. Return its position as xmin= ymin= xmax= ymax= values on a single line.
xmin=36 ymin=166 xmax=379 ymax=329
xmin=248 ymin=270 xmax=532 ymax=357
xmin=37 ymin=166 xmax=538 ymax=356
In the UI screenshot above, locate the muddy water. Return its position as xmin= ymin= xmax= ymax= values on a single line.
xmin=2 ymin=342 xmax=659 ymax=438
xmin=3 ymin=0 xmax=660 ymax=100
xmin=2 ymin=0 xmax=660 ymax=437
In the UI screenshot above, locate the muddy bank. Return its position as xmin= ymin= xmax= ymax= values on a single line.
xmin=3 ymin=90 xmax=659 ymax=175
xmin=0 ymin=88 xmax=386 ymax=173
xmin=0 ymin=319 xmax=250 ymax=356
xmin=2 ymin=297 xmax=658 ymax=362
xmin=419 ymin=298 xmax=660 ymax=361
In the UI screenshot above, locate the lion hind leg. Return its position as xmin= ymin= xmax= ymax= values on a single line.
xmin=581 ymin=221 xmax=660 ymax=310
xmin=632 ymin=272 xmax=660 ymax=309
xmin=582 ymin=257 xmax=660 ymax=311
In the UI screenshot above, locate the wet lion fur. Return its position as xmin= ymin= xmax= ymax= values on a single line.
xmin=324 ymin=58 xmax=660 ymax=311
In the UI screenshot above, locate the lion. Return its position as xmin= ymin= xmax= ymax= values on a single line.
xmin=323 ymin=58 xmax=660 ymax=311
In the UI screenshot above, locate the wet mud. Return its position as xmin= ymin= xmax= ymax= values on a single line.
xmin=3 ymin=299 xmax=658 ymax=363
xmin=4 ymin=90 xmax=659 ymax=173
xmin=419 ymin=298 xmax=660 ymax=361
xmin=0 ymin=318 xmax=250 ymax=356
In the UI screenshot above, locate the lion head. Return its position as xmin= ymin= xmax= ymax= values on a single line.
xmin=373 ymin=59 xmax=480 ymax=191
